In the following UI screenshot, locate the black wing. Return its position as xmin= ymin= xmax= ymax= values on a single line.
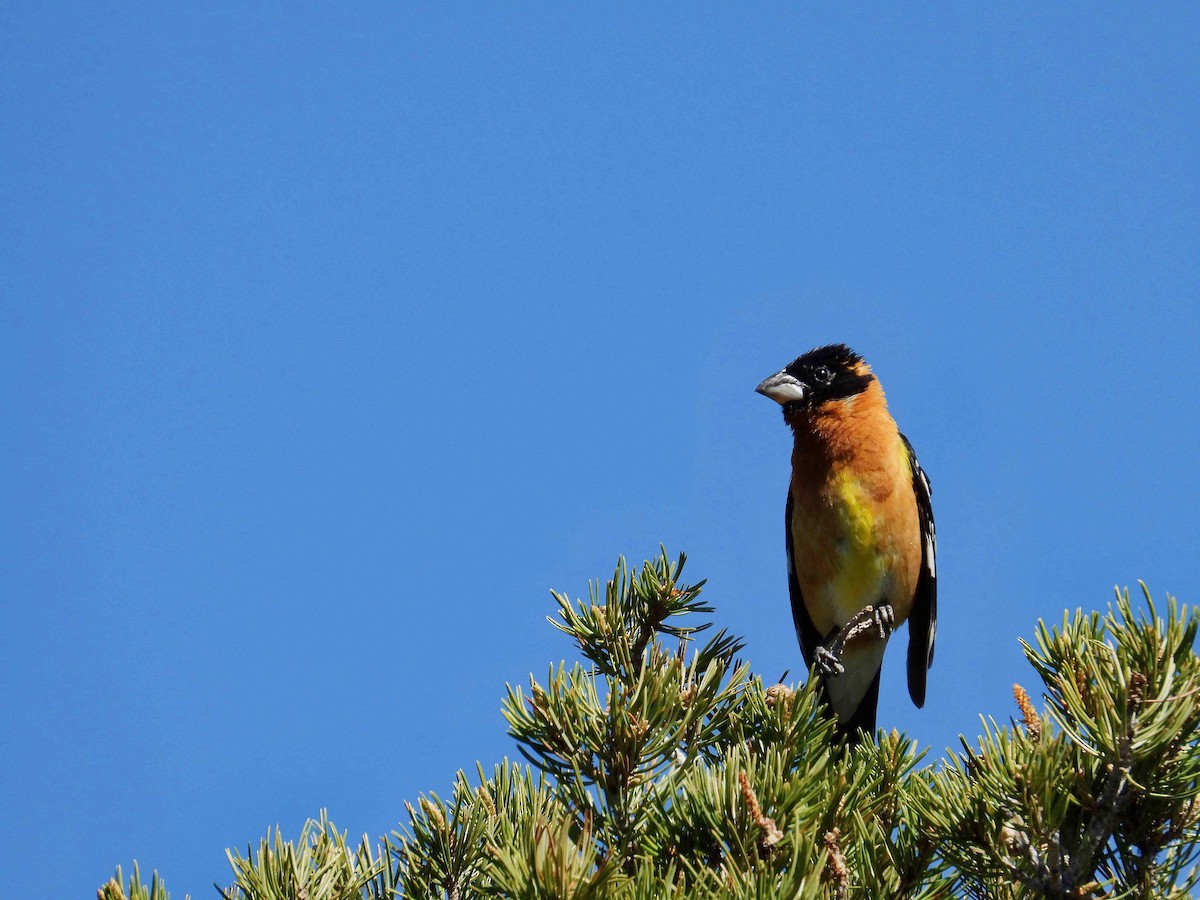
xmin=785 ymin=488 xmax=825 ymax=669
xmin=901 ymin=433 xmax=937 ymax=708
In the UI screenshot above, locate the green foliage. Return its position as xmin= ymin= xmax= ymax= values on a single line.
xmin=98 ymin=864 xmax=173 ymax=900
xmin=916 ymin=587 xmax=1200 ymax=898
xmin=103 ymin=557 xmax=1200 ymax=899
xmin=218 ymin=812 xmax=389 ymax=900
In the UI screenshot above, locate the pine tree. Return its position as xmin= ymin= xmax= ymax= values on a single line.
xmin=103 ymin=550 xmax=1200 ymax=899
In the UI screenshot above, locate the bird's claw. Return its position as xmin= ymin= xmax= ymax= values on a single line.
xmin=841 ymin=603 xmax=896 ymax=644
xmin=815 ymin=603 xmax=896 ymax=680
xmin=814 ymin=645 xmax=845 ymax=677
xmin=872 ymin=604 xmax=895 ymax=640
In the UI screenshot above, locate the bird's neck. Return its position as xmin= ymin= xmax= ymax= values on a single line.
xmin=789 ymin=379 xmax=898 ymax=469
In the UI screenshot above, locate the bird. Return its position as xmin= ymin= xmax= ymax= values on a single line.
xmin=756 ymin=344 xmax=936 ymax=742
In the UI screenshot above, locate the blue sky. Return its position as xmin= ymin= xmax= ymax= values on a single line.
xmin=3 ymin=5 xmax=1198 ymax=897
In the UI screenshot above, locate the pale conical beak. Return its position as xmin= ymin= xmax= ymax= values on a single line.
xmin=755 ymin=371 xmax=808 ymax=405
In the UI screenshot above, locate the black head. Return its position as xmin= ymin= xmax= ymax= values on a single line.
xmin=755 ymin=343 xmax=875 ymax=414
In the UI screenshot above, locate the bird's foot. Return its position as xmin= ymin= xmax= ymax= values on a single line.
xmin=815 ymin=603 xmax=896 ymax=679
xmin=840 ymin=603 xmax=895 ymax=643
xmin=814 ymin=645 xmax=846 ymax=677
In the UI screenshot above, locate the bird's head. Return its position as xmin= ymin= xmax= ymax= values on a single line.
xmin=755 ymin=344 xmax=876 ymax=421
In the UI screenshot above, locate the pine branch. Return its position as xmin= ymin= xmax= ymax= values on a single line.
xmin=100 ymin=558 xmax=1200 ymax=900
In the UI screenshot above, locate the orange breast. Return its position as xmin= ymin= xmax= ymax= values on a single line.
xmin=788 ymin=382 xmax=922 ymax=638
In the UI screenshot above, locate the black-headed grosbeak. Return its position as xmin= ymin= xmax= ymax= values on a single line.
xmin=756 ymin=344 xmax=936 ymax=742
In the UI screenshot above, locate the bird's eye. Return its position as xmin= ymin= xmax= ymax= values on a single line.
xmin=813 ymin=365 xmax=834 ymax=384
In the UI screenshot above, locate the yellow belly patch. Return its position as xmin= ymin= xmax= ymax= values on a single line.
xmin=792 ymin=468 xmax=897 ymax=636
xmin=827 ymin=468 xmax=890 ymax=615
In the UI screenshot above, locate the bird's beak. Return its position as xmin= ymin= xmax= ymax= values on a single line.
xmin=755 ymin=371 xmax=808 ymax=405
